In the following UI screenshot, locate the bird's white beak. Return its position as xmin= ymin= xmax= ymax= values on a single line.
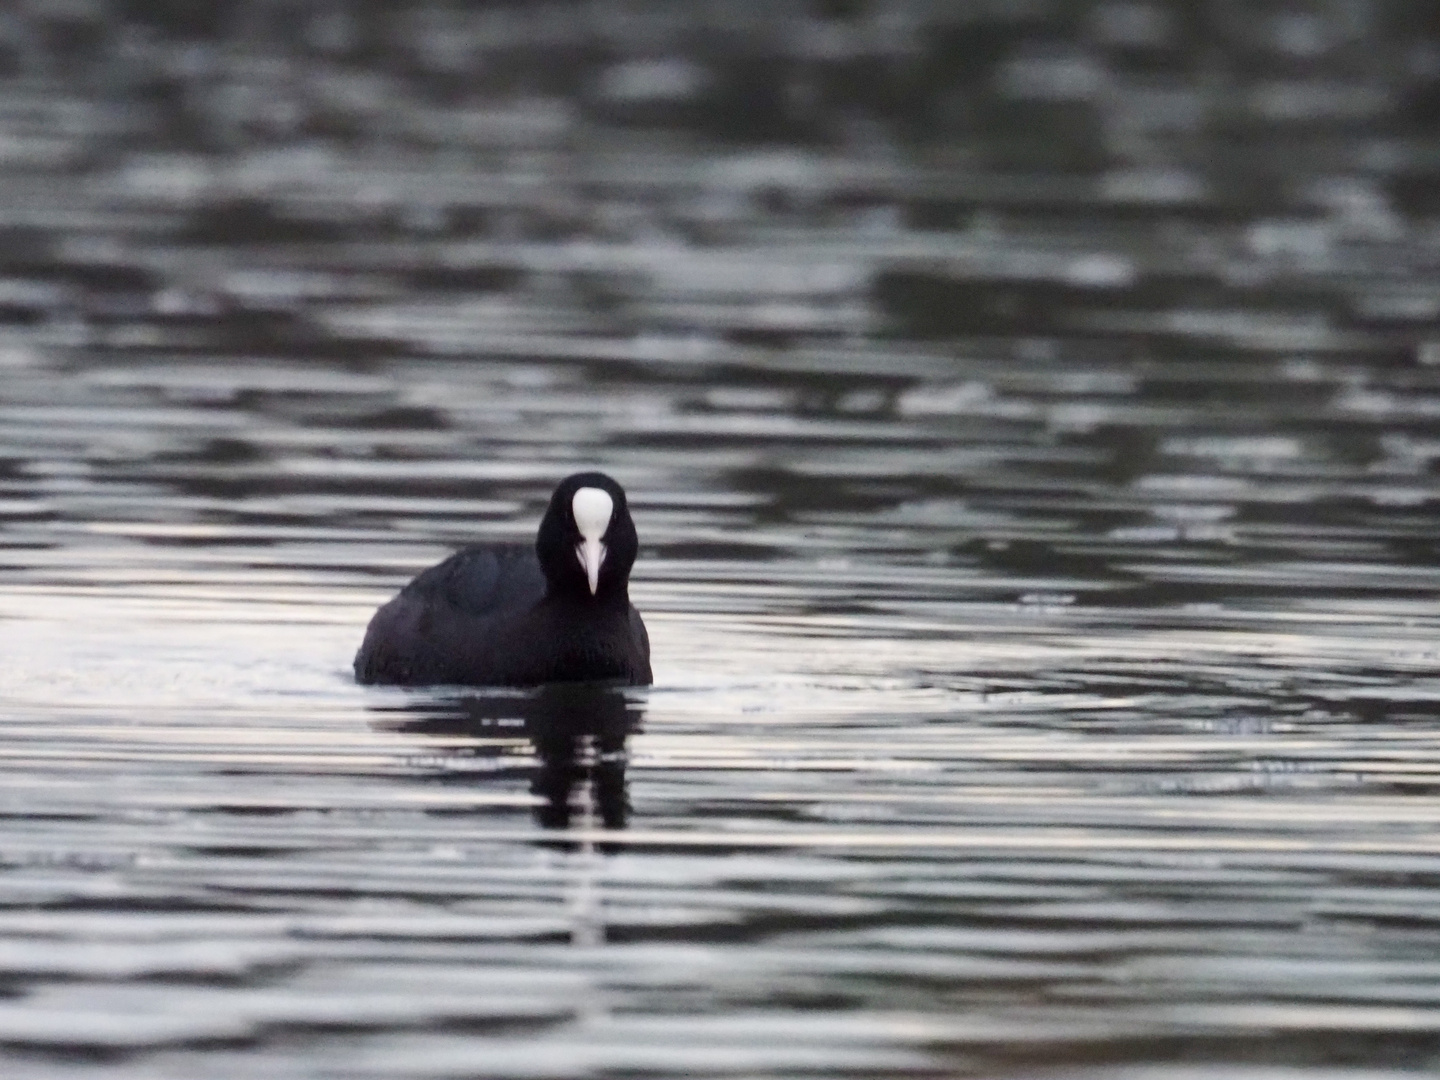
xmin=577 ymin=536 xmax=606 ymax=595
xmin=572 ymin=487 xmax=613 ymax=596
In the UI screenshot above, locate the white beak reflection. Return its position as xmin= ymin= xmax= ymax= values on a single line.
xmin=571 ymin=487 xmax=613 ymax=595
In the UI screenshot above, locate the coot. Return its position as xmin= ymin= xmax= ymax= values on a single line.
xmin=354 ymin=472 xmax=651 ymax=687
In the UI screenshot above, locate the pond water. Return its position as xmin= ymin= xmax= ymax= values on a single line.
xmin=2 ymin=93 xmax=1440 ymax=1080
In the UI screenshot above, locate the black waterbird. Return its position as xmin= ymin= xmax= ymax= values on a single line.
xmin=354 ymin=472 xmax=651 ymax=687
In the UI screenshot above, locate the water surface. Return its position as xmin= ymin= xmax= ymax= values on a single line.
xmin=2 ymin=80 xmax=1440 ymax=1080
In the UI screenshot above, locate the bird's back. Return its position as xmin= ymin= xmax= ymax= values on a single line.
xmin=354 ymin=544 xmax=546 ymax=684
xmin=405 ymin=544 xmax=546 ymax=616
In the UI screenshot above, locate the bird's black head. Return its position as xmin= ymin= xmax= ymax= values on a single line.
xmin=535 ymin=472 xmax=638 ymax=603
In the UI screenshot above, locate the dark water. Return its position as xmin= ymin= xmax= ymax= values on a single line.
xmin=4 ymin=10 xmax=1440 ymax=1078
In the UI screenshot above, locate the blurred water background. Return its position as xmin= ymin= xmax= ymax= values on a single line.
xmin=4 ymin=1 xmax=1440 ymax=1077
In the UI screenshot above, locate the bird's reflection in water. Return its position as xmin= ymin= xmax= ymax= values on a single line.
xmin=374 ymin=682 xmax=642 ymax=832
xmin=524 ymin=682 xmax=637 ymax=830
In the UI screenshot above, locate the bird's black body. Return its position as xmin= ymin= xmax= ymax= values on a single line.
xmin=354 ymin=473 xmax=651 ymax=687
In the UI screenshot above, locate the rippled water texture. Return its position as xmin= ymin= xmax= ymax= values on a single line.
xmin=4 ymin=35 xmax=1440 ymax=1080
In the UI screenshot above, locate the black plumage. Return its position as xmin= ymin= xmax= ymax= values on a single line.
xmin=354 ymin=472 xmax=651 ymax=687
